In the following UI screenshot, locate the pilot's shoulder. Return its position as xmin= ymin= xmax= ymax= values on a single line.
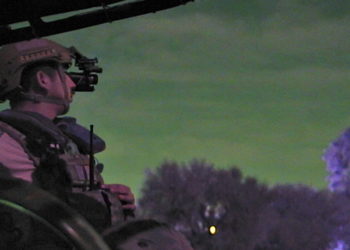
xmin=0 ymin=120 xmax=25 ymax=144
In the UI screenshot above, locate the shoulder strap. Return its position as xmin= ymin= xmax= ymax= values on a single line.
xmin=0 ymin=121 xmax=40 ymax=167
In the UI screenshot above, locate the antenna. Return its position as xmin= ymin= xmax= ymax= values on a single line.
xmin=89 ymin=124 xmax=95 ymax=190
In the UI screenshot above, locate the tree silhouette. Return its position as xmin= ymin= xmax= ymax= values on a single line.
xmin=138 ymin=160 xmax=350 ymax=250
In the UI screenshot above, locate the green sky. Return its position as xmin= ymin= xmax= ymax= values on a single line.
xmin=3 ymin=0 xmax=350 ymax=197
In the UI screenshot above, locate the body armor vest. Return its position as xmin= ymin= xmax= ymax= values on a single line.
xmin=0 ymin=110 xmax=124 ymax=231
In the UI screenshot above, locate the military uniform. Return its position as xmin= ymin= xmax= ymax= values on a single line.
xmin=0 ymin=126 xmax=34 ymax=181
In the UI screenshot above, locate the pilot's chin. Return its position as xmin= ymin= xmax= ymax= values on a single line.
xmin=59 ymin=104 xmax=70 ymax=115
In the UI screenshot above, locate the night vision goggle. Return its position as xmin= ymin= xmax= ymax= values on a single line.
xmin=68 ymin=47 xmax=102 ymax=92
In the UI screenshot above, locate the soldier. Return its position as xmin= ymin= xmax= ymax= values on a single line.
xmin=0 ymin=38 xmax=135 ymax=248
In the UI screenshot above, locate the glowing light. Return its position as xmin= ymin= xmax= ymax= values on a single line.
xmin=208 ymin=225 xmax=218 ymax=235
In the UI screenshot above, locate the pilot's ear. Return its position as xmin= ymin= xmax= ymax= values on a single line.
xmin=35 ymin=70 xmax=52 ymax=89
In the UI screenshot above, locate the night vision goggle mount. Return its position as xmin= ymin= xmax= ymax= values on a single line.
xmin=68 ymin=47 xmax=102 ymax=92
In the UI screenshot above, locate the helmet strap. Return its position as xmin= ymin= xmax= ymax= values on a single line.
xmin=19 ymin=92 xmax=70 ymax=107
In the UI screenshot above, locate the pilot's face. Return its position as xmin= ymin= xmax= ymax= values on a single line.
xmin=45 ymin=66 xmax=76 ymax=114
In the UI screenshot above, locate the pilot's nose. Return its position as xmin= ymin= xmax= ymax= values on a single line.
xmin=65 ymin=74 xmax=76 ymax=88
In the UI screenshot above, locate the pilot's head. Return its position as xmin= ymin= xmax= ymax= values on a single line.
xmin=0 ymin=38 xmax=76 ymax=115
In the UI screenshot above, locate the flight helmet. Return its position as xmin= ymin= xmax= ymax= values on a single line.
xmin=0 ymin=38 xmax=72 ymax=102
